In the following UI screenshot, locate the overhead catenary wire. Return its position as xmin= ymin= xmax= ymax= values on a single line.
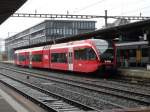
xmin=105 ymin=0 xmax=150 ymax=16
xmin=120 ymin=4 xmax=150 ymax=16
xmin=72 ymin=0 xmax=107 ymax=14
xmin=113 ymin=0 xmax=150 ymax=16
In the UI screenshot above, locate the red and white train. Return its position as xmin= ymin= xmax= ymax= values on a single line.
xmin=14 ymin=39 xmax=116 ymax=75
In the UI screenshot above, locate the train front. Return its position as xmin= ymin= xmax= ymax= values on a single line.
xmin=93 ymin=39 xmax=117 ymax=75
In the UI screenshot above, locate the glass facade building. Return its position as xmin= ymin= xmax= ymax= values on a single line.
xmin=5 ymin=20 xmax=96 ymax=60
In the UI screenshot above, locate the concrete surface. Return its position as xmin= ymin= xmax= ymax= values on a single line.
xmin=0 ymin=87 xmax=29 ymax=112
xmin=0 ymin=82 xmax=47 ymax=112
xmin=119 ymin=68 xmax=150 ymax=79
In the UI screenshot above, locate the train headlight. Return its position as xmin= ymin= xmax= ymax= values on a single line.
xmin=104 ymin=60 xmax=111 ymax=63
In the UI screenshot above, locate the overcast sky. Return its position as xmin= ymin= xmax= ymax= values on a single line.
xmin=0 ymin=0 xmax=150 ymax=40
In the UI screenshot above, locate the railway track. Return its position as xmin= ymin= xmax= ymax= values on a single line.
xmin=1 ymin=62 xmax=150 ymax=87
xmin=0 ymin=67 xmax=124 ymax=111
xmin=0 ymin=72 xmax=99 ymax=112
xmin=1 ymin=62 xmax=150 ymax=86
xmin=112 ymin=76 xmax=150 ymax=86
xmin=0 ymin=63 xmax=150 ymax=111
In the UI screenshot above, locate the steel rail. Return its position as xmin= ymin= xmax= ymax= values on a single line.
xmin=0 ymin=69 xmax=123 ymax=110
xmin=0 ymin=65 xmax=150 ymax=106
xmin=0 ymin=72 xmax=98 ymax=112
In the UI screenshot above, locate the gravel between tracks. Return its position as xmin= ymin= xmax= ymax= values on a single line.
xmin=0 ymin=67 xmax=150 ymax=110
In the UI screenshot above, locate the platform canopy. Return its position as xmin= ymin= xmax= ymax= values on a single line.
xmin=0 ymin=0 xmax=27 ymax=25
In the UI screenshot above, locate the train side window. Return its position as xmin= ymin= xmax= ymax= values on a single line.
xmin=74 ymin=49 xmax=86 ymax=60
xmin=129 ymin=49 xmax=136 ymax=57
xmin=74 ymin=48 xmax=96 ymax=60
xmin=51 ymin=53 xmax=67 ymax=63
xmin=51 ymin=53 xmax=57 ymax=62
xmin=32 ymin=54 xmax=42 ymax=62
xmin=74 ymin=50 xmax=79 ymax=60
xmin=142 ymin=48 xmax=148 ymax=57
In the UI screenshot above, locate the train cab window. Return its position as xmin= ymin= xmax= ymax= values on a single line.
xmin=51 ymin=53 xmax=67 ymax=63
xmin=87 ymin=48 xmax=97 ymax=60
xmin=74 ymin=49 xmax=85 ymax=60
xmin=19 ymin=55 xmax=26 ymax=61
xmin=32 ymin=54 xmax=43 ymax=62
xmin=142 ymin=48 xmax=148 ymax=57
xmin=74 ymin=48 xmax=96 ymax=60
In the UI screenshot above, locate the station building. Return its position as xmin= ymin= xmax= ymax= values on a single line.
xmin=5 ymin=20 xmax=96 ymax=60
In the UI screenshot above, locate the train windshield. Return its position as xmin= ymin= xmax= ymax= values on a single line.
xmin=93 ymin=39 xmax=114 ymax=62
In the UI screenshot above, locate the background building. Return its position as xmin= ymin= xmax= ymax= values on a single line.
xmin=5 ymin=20 xmax=96 ymax=60
xmin=102 ymin=19 xmax=130 ymax=28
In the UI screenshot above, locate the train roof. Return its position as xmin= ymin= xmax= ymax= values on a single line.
xmin=15 ymin=46 xmax=45 ymax=53
xmin=15 ymin=39 xmax=107 ymax=53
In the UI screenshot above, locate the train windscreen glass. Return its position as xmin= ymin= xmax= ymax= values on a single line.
xmin=93 ymin=39 xmax=114 ymax=62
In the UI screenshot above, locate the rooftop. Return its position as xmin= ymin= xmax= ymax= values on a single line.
xmin=0 ymin=0 xmax=27 ymax=25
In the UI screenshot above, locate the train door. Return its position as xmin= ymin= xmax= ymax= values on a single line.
xmin=68 ymin=48 xmax=73 ymax=71
xmin=25 ymin=52 xmax=30 ymax=67
xmin=29 ymin=51 xmax=32 ymax=68
xmin=43 ymin=49 xmax=50 ymax=68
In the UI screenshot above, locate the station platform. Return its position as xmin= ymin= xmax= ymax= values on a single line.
xmin=1 ymin=60 xmax=14 ymax=64
xmin=119 ymin=67 xmax=150 ymax=79
xmin=0 ymin=91 xmax=17 ymax=112
xmin=0 ymin=85 xmax=28 ymax=112
xmin=0 ymin=83 xmax=46 ymax=112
